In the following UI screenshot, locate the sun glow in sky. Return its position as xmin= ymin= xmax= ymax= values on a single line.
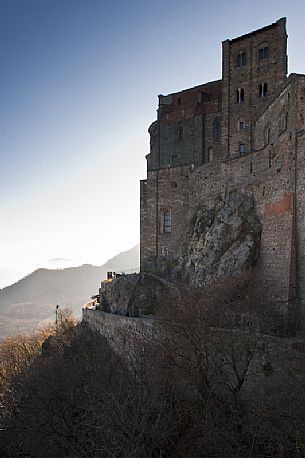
xmin=0 ymin=0 xmax=304 ymax=287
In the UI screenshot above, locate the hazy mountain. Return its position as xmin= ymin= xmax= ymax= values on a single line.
xmin=0 ymin=245 xmax=139 ymax=339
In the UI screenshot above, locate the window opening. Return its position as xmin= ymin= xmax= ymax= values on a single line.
xmin=285 ymin=112 xmax=288 ymax=130
xmin=177 ymin=97 xmax=181 ymax=105
xmin=239 ymin=120 xmax=245 ymax=130
xmin=178 ymin=127 xmax=183 ymax=142
xmin=236 ymin=52 xmax=247 ymax=68
xmin=213 ymin=118 xmax=221 ymax=142
xmin=259 ymin=83 xmax=268 ymax=97
xmin=164 ymin=211 xmax=172 ymax=233
xmin=265 ymin=127 xmax=270 ymax=146
xmin=236 ymin=88 xmax=245 ymax=103
xmin=239 ymin=143 xmax=246 ymax=155
xmin=259 ymin=46 xmax=269 ymax=61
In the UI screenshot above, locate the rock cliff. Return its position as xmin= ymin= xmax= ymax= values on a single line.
xmin=171 ymin=191 xmax=262 ymax=286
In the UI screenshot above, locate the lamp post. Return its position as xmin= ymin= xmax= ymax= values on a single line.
xmin=55 ymin=304 xmax=59 ymax=327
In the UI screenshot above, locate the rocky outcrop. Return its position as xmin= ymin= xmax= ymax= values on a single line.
xmin=171 ymin=191 xmax=262 ymax=286
xmin=98 ymin=273 xmax=165 ymax=316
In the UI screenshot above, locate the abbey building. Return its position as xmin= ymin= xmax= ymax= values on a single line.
xmin=140 ymin=18 xmax=305 ymax=328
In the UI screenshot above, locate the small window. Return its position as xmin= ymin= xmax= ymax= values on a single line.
xmin=239 ymin=143 xmax=246 ymax=155
xmin=236 ymin=88 xmax=245 ymax=104
xmin=264 ymin=83 xmax=268 ymax=97
xmin=285 ymin=112 xmax=288 ymax=130
xmin=279 ymin=111 xmax=288 ymax=134
xmin=178 ymin=127 xmax=183 ymax=142
xmin=207 ymin=147 xmax=213 ymax=163
xmin=236 ymin=52 xmax=246 ymax=68
xmin=177 ymin=97 xmax=181 ymax=105
xmin=171 ymin=154 xmax=177 ymax=162
xmin=213 ymin=118 xmax=221 ymax=142
xmin=264 ymin=127 xmax=270 ymax=146
xmin=250 ymin=162 xmax=253 ymax=173
xmin=239 ymin=120 xmax=245 ymax=130
xmin=259 ymin=83 xmax=268 ymax=98
xmin=259 ymin=46 xmax=269 ymax=61
xmin=164 ymin=211 xmax=172 ymax=233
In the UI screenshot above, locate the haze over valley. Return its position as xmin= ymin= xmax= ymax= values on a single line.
xmin=0 ymin=245 xmax=139 ymax=339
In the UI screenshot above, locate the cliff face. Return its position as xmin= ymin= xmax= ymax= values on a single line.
xmin=171 ymin=191 xmax=262 ymax=286
xmin=99 ymin=192 xmax=261 ymax=316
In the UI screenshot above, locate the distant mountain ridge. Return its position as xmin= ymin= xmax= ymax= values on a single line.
xmin=0 ymin=245 xmax=139 ymax=339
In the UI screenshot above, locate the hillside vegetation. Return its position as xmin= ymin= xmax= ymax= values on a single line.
xmin=1 ymin=281 xmax=305 ymax=457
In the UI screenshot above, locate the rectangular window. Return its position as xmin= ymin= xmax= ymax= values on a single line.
xmin=239 ymin=121 xmax=245 ymax=130
xmin=239 ymin=143 xmax=246 ymax=155
xmin=178 ymin=127 xmax=183 ymax=142
xmin=164 ymin=211 xmax=172 ymax=233
xmin=259 ymin=47 xmax=269 ymax=61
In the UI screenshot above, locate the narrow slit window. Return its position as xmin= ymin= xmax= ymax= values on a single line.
xmin=164 ymin=211 xmax=172 ymax=233
xmin=259 ymin=82 xmax=268 ymax=98
xmin=178 ymin=127 xmax=183 ymax=142
xmin=213 ymin=118 xmax=221 ymax=142
xmin=236 ymin=88 xmax=245 ymax=104
xmin=285 ymin=112 xmax=289 ymax=130
xmin=242 ymin=52 xmax=247 ymax=66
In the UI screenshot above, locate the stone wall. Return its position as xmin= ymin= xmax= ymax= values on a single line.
xmin=82 ymin=307 xmax=305 ymax=407
xmin=82 ymin=308 xmax=153 ymax=345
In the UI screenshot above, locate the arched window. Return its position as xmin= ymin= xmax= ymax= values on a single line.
xmin=164 ymin=211 xmax=172 ymax=233
xmin=207 ymin=147 xmax=213 ymax=163
xmin=213 ymin=118 xmax=221 ymax=142
xmin=177 ymin=97 xmax=181 ymax=106
xmin=236 ymin=88 xmax=245 ymax=103
xmin=259 ymin=83 xmax=268 ymax=98
xmin=236 ymin=52 xmax=247 ymax=68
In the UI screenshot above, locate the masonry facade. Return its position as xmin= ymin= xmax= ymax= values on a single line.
xmin=140 ymin=18 xmax=305 ymax=327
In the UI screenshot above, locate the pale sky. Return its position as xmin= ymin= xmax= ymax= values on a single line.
xmin=0 ymin=0 xmax=304 ymax=287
